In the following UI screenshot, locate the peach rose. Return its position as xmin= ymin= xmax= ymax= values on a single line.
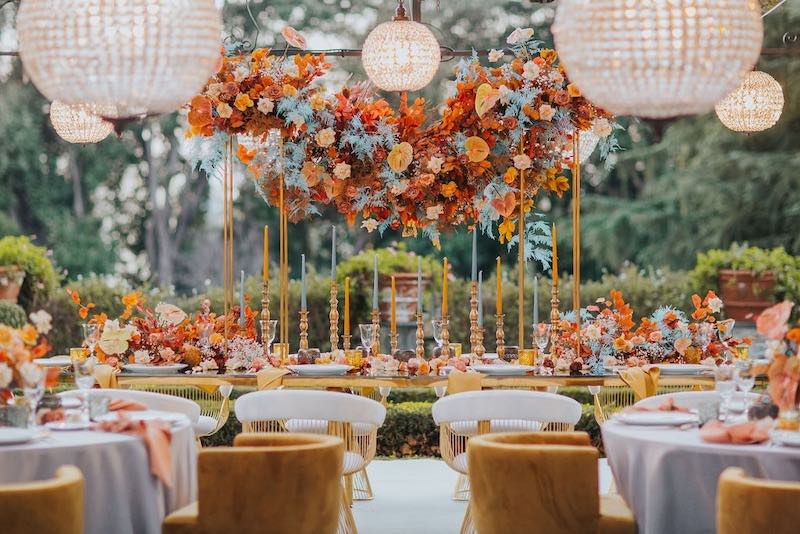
xmin=674 ymin=336 xmax=691 ymax=356
xmin=756 ymin=301 xmax=793 ymax=340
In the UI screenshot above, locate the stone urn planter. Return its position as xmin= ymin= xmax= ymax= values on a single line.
xmin=718 ymin=269 xmax=775 ymax=321
xmin=380 ymin=273 xmax=431 ymax=324
xmin=0 ymin=265 xmax=25 ymax=303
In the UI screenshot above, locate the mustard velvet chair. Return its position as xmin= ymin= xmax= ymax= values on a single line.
xmin=431 ymin=390 xmax=583 ymax=534
xmin=118 ymin=377 xmax=233 ymax=441
xmin=163 ymin=433 xmax=344 ymax=534
xmin=717 ymin=467 xmax=800 ymax=534
xmin=0 ymin=465 xmax=84 ymax=534
xmin=234 ymin=390 xmax=387 ymax=534
xmin=467 ymin=432 xmax=636 ymax=534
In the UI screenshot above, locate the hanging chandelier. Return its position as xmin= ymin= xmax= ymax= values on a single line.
xmin=49 ymin=101 xmax=114 ymax=144
xmin=552 ymin=0 xmax=763 ymax=118
xmin=361 ymin=0 xmax=441 ymax=92
xmin=17 ymin=0 xmax=222 ymax=126
xmin=715 ymin=71 xmax=784 ymax=133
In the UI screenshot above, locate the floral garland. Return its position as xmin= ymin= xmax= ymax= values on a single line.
xmin=187 ymin=28 xmax=617 ymax=251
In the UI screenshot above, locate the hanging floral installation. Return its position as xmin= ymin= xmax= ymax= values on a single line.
xmin=186 ymin=28 xmax=618 ymax=254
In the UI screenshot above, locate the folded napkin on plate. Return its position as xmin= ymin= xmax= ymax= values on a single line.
xmin=618 ymin=366 xmax=661 ymax=401
xmin=108 ymin=399 xmax=148 ymax=412
xmin=94 ymin=364 xmax=119 ymax=389
xmin=625 ymin=396 xmax=690 ymax=413
xmin=447 ymin=369 xmax=483 ymax=394
xmin=95 ymin=414 xmax=173 ymax=486
xmin=699 ymin=419 xmax=772 ymax=445
xmin=256 ymin=368 xmax=290 ymax=391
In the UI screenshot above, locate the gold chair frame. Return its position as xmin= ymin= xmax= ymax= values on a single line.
xmin=593 ymin=379 xmax=714 ymax=423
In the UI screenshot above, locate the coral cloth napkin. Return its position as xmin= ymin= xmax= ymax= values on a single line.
xmin=256 ymin=368 xmax=290 ymax=391
xmin=699 ymin=419 xmax=772 ymax=445
xmin=625 ymin=396 xmax=690 ymax=413
xmin=94 ymin=364 xmax=119 ymax=389
xmin=447 ymin=369 xmax=483 ymax=394
xmin=618 ymin=366 xmax=661 ymax=401
xmin=108 ymin=399 xmax=148 ymax=412
xmin=95 ymin=415 xmax=173 ymax=486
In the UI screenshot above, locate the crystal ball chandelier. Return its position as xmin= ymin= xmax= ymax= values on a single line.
xmin=17 ymin=0 xmax=222 ymax=123
xmin=49 ymin=101 xmax=114 ymax=144
xmin=715 ymin=71 xmax=784 ymax=133
xmin=361 ymin=0 xmax=441 ymax=92
xmin=552 ymin=0 xmax=763 ymax=118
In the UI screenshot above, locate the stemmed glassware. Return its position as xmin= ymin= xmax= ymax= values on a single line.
xmin=532 ymin=323 xmax=552 ymax=351
xmin=262 ymin=319 xmax=277 ymax=359
xmin=735 ymin=360 xmax=756 ymax=416
xmin=71 ymin=349 xmax=96 ymax=423
xmin=431 ymin=319 xmax=445 ymax=351
xmin=82 ymin=323 xmax=99 ymax=359
xmin=21 ymin=363 xmax=46 ymax=428
xmin=714 ymin=365 xmax=736 ymax=423
xmin=359 ymin=323 xmax=377 ymax=361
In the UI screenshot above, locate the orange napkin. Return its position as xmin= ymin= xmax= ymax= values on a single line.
xmin=108 ymin=399 xmax=148 ymax=412
xmin=256 ymin=368 xmax=290 ymax=390
xmin=699 ymin=419 xmax=772 ymax=445
xmin=626 ymin=396 xmax=690 ymax=413
xmin=95 ymin=414 xmax=173 ymax=486
xmin=618 ymin=366 xmax=661 ymax=401
xmin=447 ymin=369 xmax=482 ymax=394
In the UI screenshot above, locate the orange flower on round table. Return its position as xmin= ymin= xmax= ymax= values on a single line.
xmin=465 ymin=136 xmax=490 ymax=162
xmin=388 ymin=142 xmax=413 ymax=173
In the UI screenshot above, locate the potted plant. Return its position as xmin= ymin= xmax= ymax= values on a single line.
xmin=0 ymin=266 xmax=25 ymax=302
xmin=0 ymin=236 xmax=59 ymax=311
xmin=689 ymin=245 xmax=800 ymax=321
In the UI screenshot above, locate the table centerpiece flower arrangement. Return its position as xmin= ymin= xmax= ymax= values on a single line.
xmin=756 ymin=301 xmax=800 ymax=416
xmin=0 ymin=311 xmax=53 ymax=422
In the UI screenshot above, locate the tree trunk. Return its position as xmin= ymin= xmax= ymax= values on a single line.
xmin=68 ymin=150 xmax=85 ymax=218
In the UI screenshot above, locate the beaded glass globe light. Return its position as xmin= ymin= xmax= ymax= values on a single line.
xmin=361 ymin=1 xmax=441 ymax=92
xmin=17 ymin=0 xmax=222 ymax=122
xmin=50 ymin=101 xmax=114 ymax=144
xmin=715 ymin=71 xmax=784 ymax=132
xmin=552 ymin=0 xmax=763 ymax=118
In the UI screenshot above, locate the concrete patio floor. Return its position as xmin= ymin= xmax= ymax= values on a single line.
xmin=353 ymin=458 xmax=614 ymax=533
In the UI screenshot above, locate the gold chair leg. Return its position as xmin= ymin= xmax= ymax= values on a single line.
xmin=352 ymin=467 xmax=374 ymax=501
xmin=338 ymin=483 xmax=358 ymax=534
xmin=460 ymin=501 xmax=476 ymax=534
xmin=453 ymin=473 xmax=470 ymax=501
xmin=344 ymin=474 xmax=354 ymax=506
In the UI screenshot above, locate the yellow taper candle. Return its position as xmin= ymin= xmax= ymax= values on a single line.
xmin=442 ymin=258 xmax=449 ymax=317
xmin=344 ymin=277 xmax=350 ymax=336
xmin=263 ymin=225 xmax=269 ymax=281
xmin=391 ymin=275 xmax=397 ymax=334
xmin=496 ymin=256 xmax=502 ymax=315
xmin=552 ymin=224 xmax=558 ymax=284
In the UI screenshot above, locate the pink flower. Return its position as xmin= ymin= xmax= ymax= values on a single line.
xmin=648 ymin=331 xmax=663 ymax=342
xmin=674 ymin=337 xmax=691 ymax=356
xmin=282 ymin=26 xmax=307 ymax=49
xmin=756 ymin=301 xmax=793 ymax=340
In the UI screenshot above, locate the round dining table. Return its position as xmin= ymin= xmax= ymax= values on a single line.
xmin=602 ymin=419 xmax=800 ymax=534
xmin=0 ymin=415 xmax=197 ymax=534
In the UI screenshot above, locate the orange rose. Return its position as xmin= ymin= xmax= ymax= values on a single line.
xmin=441 ymin=181 xmax=457 ymax=198
xmin=465 ymin=136 xmax=490 ymax=162
xmin=567 ymin=83 xmax=582 ymax=97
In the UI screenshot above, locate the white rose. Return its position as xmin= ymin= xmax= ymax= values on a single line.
xmin=287 ymin=113 xmax=305 ymax=127
xmin=233 ymin=64 xmax=250 ymax=82
xmin=523 ymin=61 xmax=540 ymax=81
xmin=134 ymin=350 xmax=152 ymax=364
xmin=333 ymin=162 xmax=351 ymax=180
xmin=427 ymin=156 xmax=443 ymax=174
xmin=708 ymin=296 xmax=723 ymax=314
xmin=0 ymin=362 xmax=12 ymax=388
xmin=426 ymin=205 xmax=444 ymax=220
xmin=257 ymin=98 xmax=274 ymax=114
xmin=593 ymin=117 xmax=613 ymax=138
xmin=507 ymin=27 xmax=534 ymax=45
xmin=539 ymin=104 xmax=555 ymax=122
xmin=585 ymin=324 xmax=602 ymax=341
xmin=29 ymin=310 xmax=52 ymax=334
xmin=488 ymin=49 xmax=504 ymax=62
xmin=513 ymin=154 xmax=532 ymax=170
xmin=155 ymin=303 xmax=188 ymax=326
xmin=315 ymin=128 xmax=336 ymax=147
xmin=19 ymin=362 xmax=44 ymax=386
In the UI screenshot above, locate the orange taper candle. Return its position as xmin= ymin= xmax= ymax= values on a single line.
xmin=552 ymin=224 xmax=558 ymax=284
xmin=496 ymin=256 xmax=502 ymax=315
xmin=442 ymin=258 xmax=449 ymax=317
xmin=344 ymin=276 xmax=350 ymax=336
xmin=391 ymin=275 xmax=397 ymax=334
xmin=263 ymin=225 xmax=269 ymax=282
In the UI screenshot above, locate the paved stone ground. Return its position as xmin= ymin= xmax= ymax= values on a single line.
xmin=352 ymin=458 xmax=614 ymax=533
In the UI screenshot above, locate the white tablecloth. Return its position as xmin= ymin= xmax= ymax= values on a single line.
xmin=602 ymin=420 xmax=800 ymax=534
xmin=0 ymin=416 xmax=197 ymax=534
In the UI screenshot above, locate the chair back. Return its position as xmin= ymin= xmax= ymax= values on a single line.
xmin=467 ymin=433 xmax=600 ymax=534
xmin=59 ymin=389 xmax=201 ymax=423
xmin=119 ymin=377 xmax=231 ymax=436
xmin=717 ymin=467 xmax=800 ymax=534
xmin=235 ymin=390 xmax=386 ymax=475
xmin=197 ymin=434 xmax=343 ymax=534
xmin=0 ymin=465 xmax=84 ymax=534
xmin=431 ymin=390 xmax=582 ymax=475
xmin=635 ymin=391 xmax=762 ymax=411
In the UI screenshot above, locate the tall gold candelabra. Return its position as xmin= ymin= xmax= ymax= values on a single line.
xmin=371 ymin=310 xmax=381 ymax=355
xmin=469 ymin=281 xmax=485 ymax=358
xmin=260 ymin=279 xmax=270 ymax=356
xmin=329 ymin=281 xmax=339 ymax=353
xmin=495 ymin=314 xmax=505 ymax=359
xmin=415 ymin=312 xmax=425 ymax=360
xmin=298 ymin=310 xmax=309 ymax=351
xmin=440 ymin=315 xmax=451 ymax=359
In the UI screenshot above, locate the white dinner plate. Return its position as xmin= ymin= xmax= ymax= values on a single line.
xmin=34 ymin=355 xmax=72 ymax=368
xmin=287 ymin=364 xmax=352 ymax=376
xmin=616 ymin=411 xmax=699 ymax=427
xmin=0 ymin=427 xmax=35 ymax=445
xmin=481 ymin=353 xmax=499 ymax=361
xmin=769 ymin=430 xmax=800 ymax=448
xmin=652 ymin=364 xmax=708 ymax=375
xmin=471 ymin=364 xmax=535 ymax=376
xmin=60 ymin=397 xmax=82 ymax=409
xmin=123 ymin=364 xmax=188 ymax=375
xmin=95 ymin=410 xmax=187 ymax=425
xmin=45 ymin=421 xmax=91 ymax=431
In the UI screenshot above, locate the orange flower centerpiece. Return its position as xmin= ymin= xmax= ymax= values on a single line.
xmin=0 ymin=312 xmax=53 ymax=408
xmin=757 ymin=301 xmax=800 ymax=415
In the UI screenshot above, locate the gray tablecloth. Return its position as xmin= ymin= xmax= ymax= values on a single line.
xmin=602 ymin=420 xmax=800 ymax=534
xmin=0 ymin=416 xmax=196 ymax=534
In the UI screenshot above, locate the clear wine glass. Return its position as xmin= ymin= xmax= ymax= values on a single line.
xmin=735 ymin=361 xmax=756 ymax=415
xmin=714 ymin=365 xmax=736 ymax=423
xmin=82 ymin=323 xmax=99 ymax=359
xmin=532 ymin=323 xmax=552 ymax=353
xmin=262 ymin=319 xmax=277 ymax=358
xmin=359 ymin=323 xmax=377 ymax=360
xmin=21 ymin=363 xmax=46 ymax=428
xmin=71 ymin=350 xmax=96 ymax=423
xmin=431 ymin=319 xmax=445 ymax=348
xmin=433 ymin=384 xmax=447 ymax=398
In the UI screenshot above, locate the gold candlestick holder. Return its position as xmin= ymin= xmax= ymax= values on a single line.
xmin=475 ymin=325 xmax=486 ymax=360
xmin=298 ymin=310 xmax=309 ymax=351
xmin=469 ymin=281 xmax=480 ymax=354
xmin=342 ymin=334 xmax=351 ymax=351
xmin=260 ymin=279 xmax=270 ymax=356
xmin=415 ymin=312 xmax=425 ymax=360
xmin=495 ymin=314 xmax=506 ymax=359
xmin=550 ymin=280 xmax=560 ymax=351
xmin=390 ymin=331 xmax=399 ymax=354
xmin=371 ymin=309 xmax=381 ymax=355
xmin=329 ymin=281 xmax=339 ymax=353
xmin=440 ymin=315 xmax=451 ymax=359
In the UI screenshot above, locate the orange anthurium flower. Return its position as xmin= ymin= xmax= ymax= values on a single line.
xmin=237 ymin=144 xmax=256 ymax=165
xmin=491 ymin=191 xmax=517 ymax=218
xmin=465 ymin=136 xmax=490 ymax=162
xmin=282 ymin=26 xmax=307 ymax=49
xmin=388 ymin=142 xmax=413 ymax=173
xmin=498 ymin=217 xmax=516 ymax=244
xmin=475 ymin=83 xmax=500 ymax=118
